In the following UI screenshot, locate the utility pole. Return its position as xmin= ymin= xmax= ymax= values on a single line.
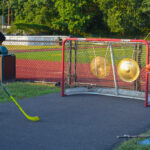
xmin=8 ymin=1 xmax=10 ymax=25
xmin=2 ymin=0 xmax=4 ymax=32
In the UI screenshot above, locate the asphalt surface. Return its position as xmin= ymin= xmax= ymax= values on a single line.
xmin=0 ymin=93 xmax=150 ymax=150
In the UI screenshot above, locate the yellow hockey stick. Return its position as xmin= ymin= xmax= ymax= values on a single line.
xmin=1 ymin=83 xmax=40 ymax=122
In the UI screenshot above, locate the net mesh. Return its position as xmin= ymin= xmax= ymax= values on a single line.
xmin=63 ymin=39 xmax=148 ymax=102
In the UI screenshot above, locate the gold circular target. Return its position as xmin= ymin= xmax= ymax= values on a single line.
xmin=117 ymin=58 xmax=140 ymax=82
xmin=90 ymin=56 xmax=110 ymax=79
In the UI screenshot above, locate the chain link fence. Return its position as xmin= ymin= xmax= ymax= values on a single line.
xmin=3 ymin=36 xmax=68 ymax=84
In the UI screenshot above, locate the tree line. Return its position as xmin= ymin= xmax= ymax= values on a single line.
xmin=0 ymin=0 xmax=150 ymax=37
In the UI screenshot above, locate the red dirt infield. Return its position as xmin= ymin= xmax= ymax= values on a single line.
xmin=16 ymin=59 xmax=61 ymax=82
xmin=16 ymin=59 xmax=146 ymax=91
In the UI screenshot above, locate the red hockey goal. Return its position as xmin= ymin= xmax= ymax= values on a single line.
xmin=61 ymin=38 xmax=150 ymax=107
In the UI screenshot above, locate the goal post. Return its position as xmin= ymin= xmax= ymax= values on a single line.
xmin=61 ymin=38 xmax=150 ymax=107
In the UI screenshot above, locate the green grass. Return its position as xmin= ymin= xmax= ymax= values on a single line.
xmin=14 ymin=46 xmax=147 ymax=67
xmin=65 ymin=45 xmax=147 ymax=66
xmin=0 ymin=82 xmax=60 ymax=103
xmin=115 ymin=130 xmax=150 ymax=150
xmin=5 ymin=45 xmax=61 ymax=51
xmin=6 ymin=43 xmax=147 ymax=67
xmin=15 ymin=51 xmax=62 ymax=61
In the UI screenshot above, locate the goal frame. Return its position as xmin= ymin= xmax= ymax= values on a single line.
xmin=61 ymin=38 xmax=150 ymax=107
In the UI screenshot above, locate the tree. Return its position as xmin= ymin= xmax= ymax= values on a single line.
xmin=0 ymin=0 xmax=12 ymax=25
xmin=8 ymin=0 xmax=56 ymax=25
xmin=96 ymin=0 xmax=144 ymax=35
xmin=140 ymin=0 xmax=150 ymax=34
xmin=142 ymin=0 xmax=150 ymax=15
xmin=1 ymin=0 xmax=149 ymax=36
xmin=9 ymin=0 xmax=27 ymax=21
xmin=7 ymin=0 xmax=57 ymax=34
xmin=52 ymin=0 xmax=103 ymax=35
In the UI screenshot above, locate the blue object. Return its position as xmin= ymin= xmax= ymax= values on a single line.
xmin=0 ymin=46 xmax=8 ymax=55
xmin=138 ymin=138 xmax=150 ymax=145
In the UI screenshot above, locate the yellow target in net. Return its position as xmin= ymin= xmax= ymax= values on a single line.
xmin=90 ymin=56 xmax=111 ymax=79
